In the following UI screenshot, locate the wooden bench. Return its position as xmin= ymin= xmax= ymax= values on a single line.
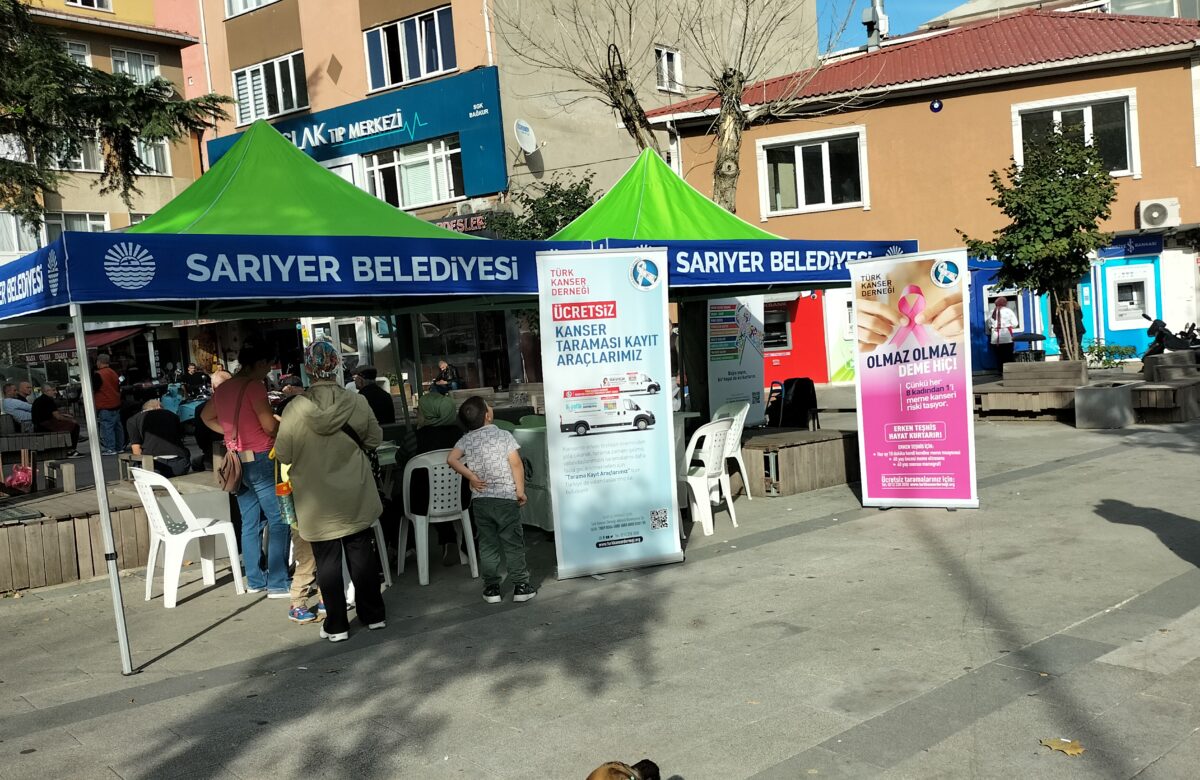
xmin=734 ymin=428 xmax=860 ymax=497
xmin=1133 ymin=378 xmax=1200 ymax=423
xmin=975 ymin=361 xmax=1088 ymax=420
xmin=1143 ymin=352 xmax=1199 ymax=382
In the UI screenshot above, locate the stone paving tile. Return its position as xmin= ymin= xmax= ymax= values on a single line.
xmin=1097 ymin=606 xmax=1200 ymax=676
xmin=1130 ymin=729 xmax=1200 ymax=780
xmin=749 ymin=745 xmax=889 ymax=779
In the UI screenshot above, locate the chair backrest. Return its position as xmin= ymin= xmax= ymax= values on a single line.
xmin=0 ymin=413 xmax=17 ymax=436
xmin=518 ymin=414 xmax=546 ymax=428
xmin=402 ymin=449 xmax=463 ymax=519
xmin=131 ymin=467 xmax=201 ymax=536
xmin=493 ymin=419 xmax=516 ymax=431
xmin=684 ymin=418 xmax=733 ymax=478
xmin=711 ymin=402 xmax=749 ymax=457
xmin=771 ymin=377 xmax=817 ymax=428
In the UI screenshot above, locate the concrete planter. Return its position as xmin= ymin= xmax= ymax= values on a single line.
xmin=1075 ymin=382 xmax=1140 ymax=429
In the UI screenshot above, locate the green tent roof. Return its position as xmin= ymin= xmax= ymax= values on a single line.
xmin=129 ymin=120 xmax=463 ymax=238
xmin=551 ymin=148 xmax=778 ymax=241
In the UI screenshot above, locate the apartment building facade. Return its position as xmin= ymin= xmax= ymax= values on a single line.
xmin=651 ymin=10 xmax=1200 ymax=376
xmin=194 ymin=0 xmax=816 ymax=387
xmin=0 ymin=0 xmax=201 ymax=264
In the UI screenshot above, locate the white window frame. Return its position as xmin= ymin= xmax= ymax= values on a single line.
xmin=129 ymin=214 xmax=149 ymax=224
xmin=63 ymin=40 xmax=91 ymax=67
xmin=363 ymin=6 xmax=457 ymax=93
xmin=44 ymin=212 xmax=109 ymax=244
xmin=655 ymin=46 xmax=683 ymax=94
xmin=1010 ymin=88 xmax=1141 ymax=179
xmin=0 ymin=212 xmax=44 ymax=255
xmin=225 ymin=0 xmax=281 ymax=19
xmin=232 ymin=50 xmax=309 ymax=126
xmin=755 ymin=125 xmax=871 ymax=221
xmin=363 ymin=136 xmax=464 ymax=211
xmin=111 ymin=47 xmax=160 ymax=85
xmin=56 ymin=134 xmax=102 ymax=172
xmin=137 ymin=138 xmax=171 ymax=176
xmin=65 ymin=0 xmax=113 ymax=11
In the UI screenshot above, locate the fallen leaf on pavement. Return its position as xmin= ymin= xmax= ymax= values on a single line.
xmin=1040 ymin=738 xmax=1085 ymax=757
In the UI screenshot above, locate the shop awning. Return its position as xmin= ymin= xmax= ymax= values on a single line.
xmin=22 ymin=326 xmax=144 ymax=362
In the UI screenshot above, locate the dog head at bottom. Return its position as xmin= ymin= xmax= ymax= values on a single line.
xmin=586 ymin=759 xmax=661 ymax=780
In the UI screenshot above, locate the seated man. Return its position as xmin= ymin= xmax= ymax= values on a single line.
xmin=352 ymin=365 xmax=395 ymax=425
xmin=127 ymin=398 xmax=190 ymax=477
xmin=31 ymin=385 xmax=84 ymax=458
xmin=183 ymin=363 xmax=209 ymax=395
xmin=417 ymin=383 xmax=457 ymax=429
xmin=2 ymin=382 xmax=34 ymax=431
xmin=191 ymin=369 xmax=231 ymax=471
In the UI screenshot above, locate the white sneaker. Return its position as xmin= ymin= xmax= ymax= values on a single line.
xmin=319 ymin=627 xmax=349 ymax=642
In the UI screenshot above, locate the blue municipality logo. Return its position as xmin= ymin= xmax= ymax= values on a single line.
xmin=629 ymin=257 xmax=661 ymax=290
xmin=104 ymin=242 xmax=156 ymax=290
xmin=931 ymin=259 xmax=960 ymax=288
xmin=46 ymin=250 xmax=59 ymax=297
xmin=884 ymin=245 xmax=906 ymax=256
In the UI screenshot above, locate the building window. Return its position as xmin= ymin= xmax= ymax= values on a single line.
xmin=64 ymin=40 xmax=90 ymax=67
xmin=760 ymin=129 xmax=865 ymax=215
xmin=225 ymin=0 xmax=280 ymax=18
xmin=66 ymin=0 xmax=112 ymax=10
xmin=1020 ymin=99 xmax=1131 ymax=173
xmin=129 ymin=213 xmax=149 ymax=224
xmin=112 ymin=48 xmax=159 ymax=85
xmin=763 ymin=302 xmax=792 ymax=351
xmin=655 ymin=47 xmax=683 ymax=93
xmin=0 ymin=213 xmax=41 ymax=254
xmin=0 ymin=135 xmax=28 ymax=163
xmin=364 ymin=135 xmax=464 ymax=210
xmin=1012 ymin=90 xmax=1140 ymax=177
xmin=1112 ymin=0 xmax=1200 ymax=17
xmin=137 ymin=139 xmax=169 ymax=175
xmin=338 ymin=323 xmax=360 ymax=371
xmin=233 ymin=52 xmax=309 ymax=125
xmin=44 ymin=212 xmax=107 ymax=243
xmin=59 ymin=135 xmax=102 ymax=172
xmin=364 ymin=6 xmax=457 ymax=91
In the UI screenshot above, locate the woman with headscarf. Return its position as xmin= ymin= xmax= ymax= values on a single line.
xmin=275 ymin=341 xmax=386 ymax=642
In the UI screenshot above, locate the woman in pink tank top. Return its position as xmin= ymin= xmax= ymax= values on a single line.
xmin=201 ymin=341 xmax=291 ymax=600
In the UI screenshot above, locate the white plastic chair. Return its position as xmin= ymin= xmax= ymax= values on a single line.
xmin=132 ymin=467 xmax=245 ymax=608
xmin=712 ymin=401 xmax=752 ymax=501
xmin=400 ymin=449 xmax=480 ymax=585
xmin=682 ymin=418 xmax=737 ymax=537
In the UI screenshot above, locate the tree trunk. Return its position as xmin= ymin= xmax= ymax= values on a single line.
xmin=1051 ymin=287 xmax=1083 ymax=363
xmin=711 ymin=68 xmax=747 ymax=212
xmin=605 ymin=46 xmax=661 ymax=154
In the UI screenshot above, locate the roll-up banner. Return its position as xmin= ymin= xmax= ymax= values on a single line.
xmin=536 ymin=248 xmax=683 ymax=579
xmin=707 ymin=296 xmax=766 ymax=424
xmin=850 ymin=249 xmax=978 ymax=508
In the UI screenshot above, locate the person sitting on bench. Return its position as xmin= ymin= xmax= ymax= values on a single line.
xmin=31 ymin=385 xmax=84 ymax=458
xmin=127 ymin=399 xmax=190 ymax=477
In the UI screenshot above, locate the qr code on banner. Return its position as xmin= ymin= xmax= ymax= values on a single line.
xmin=650 ymin=508 xmax=669 ymax=530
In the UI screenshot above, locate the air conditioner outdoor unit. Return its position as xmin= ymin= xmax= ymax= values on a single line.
xmin=1137 ymin=198 xmax=1181 ymax=229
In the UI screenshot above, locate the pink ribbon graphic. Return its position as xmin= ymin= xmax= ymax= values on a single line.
xmin=890 ymin=285 xmax=929 ymax=347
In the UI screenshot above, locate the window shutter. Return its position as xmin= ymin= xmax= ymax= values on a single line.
xmin=365 ymin=29 xmax=385 ymax=90
xmin=437 ymin=8 xmax=456 ymax=71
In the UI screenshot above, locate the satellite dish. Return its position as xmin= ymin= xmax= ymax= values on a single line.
xmin=514 ymin=119 xmax=538 ymax=154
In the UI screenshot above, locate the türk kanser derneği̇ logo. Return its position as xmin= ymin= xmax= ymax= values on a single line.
xmin=104 ymin=242 xmax=156 ymax=290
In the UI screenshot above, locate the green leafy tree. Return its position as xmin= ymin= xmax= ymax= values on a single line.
xmin=0 ymin=0 xmax=229 ymax=228
xmin=961 ymin=129 xmax=1117 ymax=362
xmin=489 ymin=172 xmax=600 ymax=241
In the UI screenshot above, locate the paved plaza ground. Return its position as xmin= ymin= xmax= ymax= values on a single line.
xmin=2 ymin=415 xmax=1200 ymax=778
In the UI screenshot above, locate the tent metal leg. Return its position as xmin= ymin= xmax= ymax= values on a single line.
xmin=70 ymin=304 xmax=135 ymax=675
xmin=387 ymin=313 xmax=412 ymax=429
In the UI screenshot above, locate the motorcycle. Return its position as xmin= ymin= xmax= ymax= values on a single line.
xmin=1142 ymin=314 xmax=1200 ymax=358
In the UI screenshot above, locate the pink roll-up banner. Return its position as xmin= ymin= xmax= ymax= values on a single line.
xmin=850 ymin=249 xmax=979 ymax=508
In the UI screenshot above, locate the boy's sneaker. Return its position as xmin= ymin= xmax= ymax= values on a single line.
xmin=513 ymin=583 xmax=537 ymax=603
xmin=101 ymin=449 xmax=119 ymax=456
xmin=482 ymin=584 xmax=502 ymax=604
xmin=319 ymin=627 xmax=349 ymax=642
xmin=289 ymin=605 xmax=318 ymax=623
xmin=367 ymin=621 xmax=386 ymax=630
xmin=316 ymin=601 xmax=326 ymax=616
xmin=66 ymin=450 xmax=85 ymax=459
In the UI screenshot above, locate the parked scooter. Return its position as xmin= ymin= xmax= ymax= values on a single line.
xmin=1142 ymin=314 xmax=1200 ymax=358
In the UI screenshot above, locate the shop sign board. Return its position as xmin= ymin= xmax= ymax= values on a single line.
xmin=850 ymin=248 xmax=978 ymax=508
xmin=707 ymin=296 xmax=766 ymax=423
xmin=537 ymin=247 xmax=683 ymax=578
